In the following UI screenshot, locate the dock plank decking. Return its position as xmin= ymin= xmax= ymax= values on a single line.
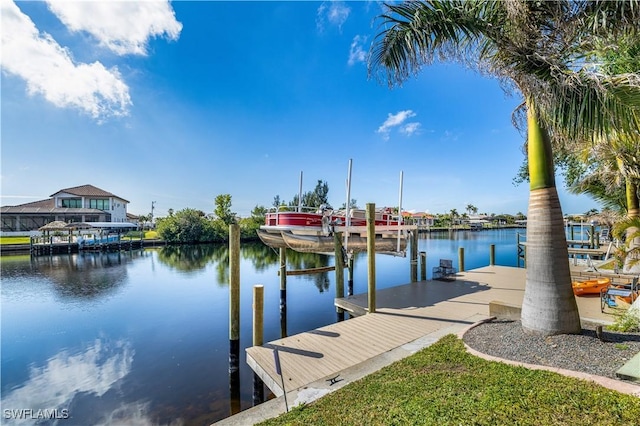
xmin=246 ymin=265 xmax=613 ymax=396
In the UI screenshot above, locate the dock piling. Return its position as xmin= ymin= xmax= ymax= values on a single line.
xmin=253 ymin=284 xmax=265 ymax=405
xmin=420 ymin=251 xmax=427 ymax=281
xmin=334 ymin=232 xmax=345 ymax=321
xmin=410 ymin=231 xmax=418 ymax=282
xmin=367 ymin=203 xmax=376 ymax=314
xmin=490 ymin=244 xmax=495 ymax=266
xmin=279 ymin=247 xmax=287 ymax=337
xmin=458 ymin=247 xmax=465 ymax=272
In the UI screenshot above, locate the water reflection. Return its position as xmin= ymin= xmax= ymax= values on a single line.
xmin=1 ymin=338 xmax=135 ymax=425
xmin=28 ymin=252 xmax=145 ymax=300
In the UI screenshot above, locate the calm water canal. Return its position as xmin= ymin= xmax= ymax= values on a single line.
xmin=1 ymin=229 xmax=522 ymax=425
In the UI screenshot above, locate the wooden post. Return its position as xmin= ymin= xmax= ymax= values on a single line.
xmin=410 ymin=231 xmax=418 ymax=282
xmin=229 ymin=224 xmax=240 ymax=342
xmin=489 ymin=244 xmax=496 ymax=266
xmin=253 ymin=285 xmax=264 ymax=347
xmin=590 ymin=224 xmax=595 ymax=248
xmin=420 ymin=251 xmax=427 ymax=281
xmin=279 ymin=247 xmax=287 ymax=338
xmin=334 ymin=232 xmax=344 ymax=320
xmin=252 ymin=283 xmax=265 ymax=404
xmin=279 ymin=247 xmax=287 ymax=312
xmin=458 ymin=247 xmax=465 ymax=272
xmin=228 ymin=226 xmax=241 ymax=415
xmin=367 ymin=203 xmax=376 ymax=314
xmin=347 ymin=255 xmax=354 ymax=296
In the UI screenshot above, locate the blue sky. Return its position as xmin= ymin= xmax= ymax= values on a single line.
xmin=1 ymin=1 xmax=597 ymax=219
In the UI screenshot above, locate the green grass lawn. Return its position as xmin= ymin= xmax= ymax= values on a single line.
xmin=0 ymin=236 xmax=31 ymax=245
xmin=1 ymin=231 xmax=160 ymax=245
xmin=259 ymin=335 xmax=640 ymax=426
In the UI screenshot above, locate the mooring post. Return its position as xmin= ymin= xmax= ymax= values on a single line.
xmin=229 ymin=224 xmax=240 ymax=343
xmin=458 ymin=247 xmax=465 ymax=272
xmin=347 ymin=255 xmax=354 ymax=296
xmin=410 ymin=231 xmax=418 ymax=282
xmin=334 ymin=232 xmax=345 ymax=321
xmin=228 ymin=224 xmax=241 ymax=414
xmin=590 ymin=224 xmax=595 ymax=248
xmin=366 ymin=203 xmax=376 ymax=314
xmin=279 ymin=247 xmax=287 ymax=311
xmin=420 ymin=251 xmax=427 ymax=281
xmin=253 ymin=284 xmax=265 ymax=405
xmin=279 ymin=247 xmax=287 ymax=337
xmin=490 ymin=244 xmax=496 ymax=266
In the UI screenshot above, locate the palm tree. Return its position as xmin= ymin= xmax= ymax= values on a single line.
xmin=369 ymin=1 xmax=640 ymax=335
xmin=564 ymin=38 xmax=640 ymax=272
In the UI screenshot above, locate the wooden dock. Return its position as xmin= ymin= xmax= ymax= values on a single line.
xmin=246 ymin=266 xmax=615 ymax=397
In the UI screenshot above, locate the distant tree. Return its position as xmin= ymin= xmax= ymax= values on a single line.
xmin=168 ymin=208 xmax=174 ymax=217
xmin=340 ymin=199 xmax=359 ymax=210
xmin=156 ymin=208 xmax=216 ymax=243
xmin=138 ymin=214 xmax=150 ymax=230
xmin=239 ymin=205 xmax=268 ymax=240
xmin=449 ymin=209 xmax=459 ymax=226
xmin=301 ymin=180 xmax=330 ymax=208
xmin=214 ymin=194 xmax=237 ymax=225
xmin=272 ymin=195 xmax=282 ymax=209
xmin=466 ymin=204 xmax=478 ymax=216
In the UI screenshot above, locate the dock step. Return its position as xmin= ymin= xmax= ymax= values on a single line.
xmin=616 ymin=351 xmax=640 ymax=383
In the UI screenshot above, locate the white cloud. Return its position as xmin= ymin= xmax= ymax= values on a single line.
xmin=46 ymin=0 xmax=182 ymax=56
xmin=316 ymin=2 xmax=351 ymax=33
xmin=376 ymin=110 xmax=419 ymax=140
xmin=1 ymin=0 xmax=132 ymax=120
xmin=348 ymin=35 xmax=367 ymax=66
xmin=1 ymin=0 xmax=182 ymax=121
xmin=401 ymin=122 xmax=422 ymax=136
xmin=0 ymin=338 xmax=134 ymax=424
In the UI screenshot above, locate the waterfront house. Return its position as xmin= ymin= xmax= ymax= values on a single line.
xmin=402 ymin=211 xmax=435 ymax=229
xmin=1 ymin=184 xmax=131 ymax=233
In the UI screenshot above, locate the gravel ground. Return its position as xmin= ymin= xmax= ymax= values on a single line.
xmin=462 ymin=319 xmax=640 ymax=380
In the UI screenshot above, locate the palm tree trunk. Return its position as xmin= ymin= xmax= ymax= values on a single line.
xmin=520 ymin=99 xmax=581 ymax=335
xmin=623 ymin=177 xmax=640 ymax=273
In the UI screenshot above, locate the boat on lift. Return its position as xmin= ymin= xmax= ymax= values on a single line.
xmin=257 ymin=161 xmax=415 ymax=255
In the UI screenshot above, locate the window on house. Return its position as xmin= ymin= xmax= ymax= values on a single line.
xmin=89 ymin=199 xmax=110 ymax=210
xmin=61 ymin=199 xmax=82 ymax=208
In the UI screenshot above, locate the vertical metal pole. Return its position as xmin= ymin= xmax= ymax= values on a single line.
xmin=297 ymin=171 xmax=303 ymax=213
xmin=367 ymin=203 xmax=376 ymax=314
xmin=334 ymin=232 xmax=345 ymax=321
xmin=490 ymin=244 xmax=496 ymax=266
xmin=458 ymin=247 xmax=465 ymax=272
xmin=344 ymin=159 xmax=352 ymax=252
xmin=397 ymin=171 xmax=404 ymax=253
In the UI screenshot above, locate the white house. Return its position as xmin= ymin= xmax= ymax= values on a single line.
xmin=1 ymin=184 xmax=132 ymax=232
